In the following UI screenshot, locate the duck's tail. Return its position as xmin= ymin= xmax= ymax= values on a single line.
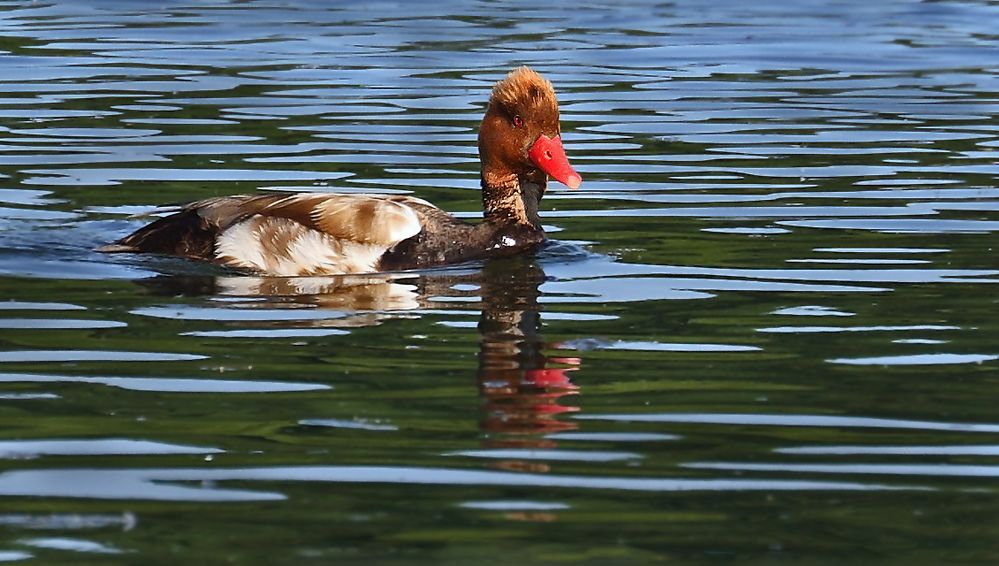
xmin=96 ymin=208 xmax=219 ymax=260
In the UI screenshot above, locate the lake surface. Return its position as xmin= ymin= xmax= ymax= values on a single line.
xmin=0 ymin=0 xmax=997 ymax=562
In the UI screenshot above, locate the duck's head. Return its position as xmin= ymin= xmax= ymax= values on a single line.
xmin=478 ymin=67 xmax=581 ymax=191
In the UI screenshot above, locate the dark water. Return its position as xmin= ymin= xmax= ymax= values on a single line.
xmin=0 ymin=0 xmax=998 ymax=562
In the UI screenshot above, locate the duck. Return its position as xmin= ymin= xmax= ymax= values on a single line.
xmin=99 ymin=66 xmax=582 ymax=276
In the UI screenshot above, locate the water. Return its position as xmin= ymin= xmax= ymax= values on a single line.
xmin=0 ymin=0 xmax=998 ymax=562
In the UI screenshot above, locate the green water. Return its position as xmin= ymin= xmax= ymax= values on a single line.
xmin=0 ymin=0 xmax=998 ymax=562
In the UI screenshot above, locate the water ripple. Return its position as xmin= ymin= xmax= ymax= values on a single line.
xmin=0 ymin=439 xmax=221 ymax=459
xmin=0 ymin=373 xmax=328 ymax=393
xmin=0 ymin=351 xmax=205 ymax=363
xmin=828 ymin=353 xmax=998 ymax=366
xmin=576 ymin=413 xmax=999 ymax=434
xmin=0 ymin=466 xmax=913 ymax=502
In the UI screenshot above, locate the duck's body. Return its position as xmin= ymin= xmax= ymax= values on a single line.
xmin=105 ymin=191 xmax=546 ymax=276
xmin=101 ymin=67 xmax=580 ymax=276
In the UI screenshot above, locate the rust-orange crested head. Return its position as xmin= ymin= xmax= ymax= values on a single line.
xmin=478 ymin=67 xmax=581 ymax=189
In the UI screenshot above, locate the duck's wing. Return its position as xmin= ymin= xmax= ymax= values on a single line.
xmin=252 ymin=193 xmax=425 ymax=245
xmin=102 ymin=193 xmax=431 ymax=276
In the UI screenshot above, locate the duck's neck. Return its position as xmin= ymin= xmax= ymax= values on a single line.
xmin=481 ymin=169 xmax=546 ymax=229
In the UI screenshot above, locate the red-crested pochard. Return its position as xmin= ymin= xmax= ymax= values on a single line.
xmin=100 ymin=67 xmax=581 ymax=275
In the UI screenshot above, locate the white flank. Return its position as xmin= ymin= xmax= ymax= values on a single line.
xmin=285 ymin=230 xmax=385 ymax=275
xmin=215 ymin=216 xmax=390 ymax=276
xmin=215 ymin=220 xmax=269 ymax=271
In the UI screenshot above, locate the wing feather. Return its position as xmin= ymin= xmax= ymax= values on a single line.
xmin=177 ymin=193 xmax=425 ymax=246
xmin=310 ymin=196 xmax=421 ymax=245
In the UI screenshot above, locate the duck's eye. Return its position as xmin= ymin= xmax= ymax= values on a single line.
xmin=512 ymin=115 xmax=524 ymax=128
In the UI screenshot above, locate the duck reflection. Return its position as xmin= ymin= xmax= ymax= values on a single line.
xmin=141 ymin=257 xmax=581 ymax=445
xmin=139 ymin=271 xmax=428 ymax=327
xmin=476 ymin=259 xmax=580 ymax=454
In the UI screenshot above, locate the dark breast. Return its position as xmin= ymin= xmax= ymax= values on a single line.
xmin=377 ymin=213 xmax=475 ymax=271
xmin=378 ymin=214 xmax=546 ymax=272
